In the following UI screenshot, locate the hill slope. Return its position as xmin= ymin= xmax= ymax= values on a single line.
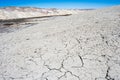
xmin=0 ymin=7 xmax=84 ymax=20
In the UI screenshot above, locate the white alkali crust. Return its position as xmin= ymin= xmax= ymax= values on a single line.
xmin=0 ymin=5 xmax=120 ymax=80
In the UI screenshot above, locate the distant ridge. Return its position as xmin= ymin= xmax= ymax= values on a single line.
xmin=0 ymin=7 xmax=92 ymax=20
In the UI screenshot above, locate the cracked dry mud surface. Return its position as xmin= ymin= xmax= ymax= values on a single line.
xmin=0 ymin=6 xmax=120 ymax=80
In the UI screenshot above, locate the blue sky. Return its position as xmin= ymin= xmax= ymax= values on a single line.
xmin=0 ymin=0 xmax=120 ymax=9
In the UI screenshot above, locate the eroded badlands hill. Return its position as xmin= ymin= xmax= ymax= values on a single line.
xmin=0 ymin=6 xmax=120 ymax=80
xmin=0 ymin=7 xmax=86 ymax=20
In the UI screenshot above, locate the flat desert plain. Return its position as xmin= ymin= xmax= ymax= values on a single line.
xmin=0 ymin=6 xmax=120 ymax=80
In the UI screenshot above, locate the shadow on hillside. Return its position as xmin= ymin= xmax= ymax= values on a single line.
xmin=0 ymin=14 xmax=72 ymax=33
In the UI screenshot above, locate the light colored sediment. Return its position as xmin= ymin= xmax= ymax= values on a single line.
xmin=0 ymin=6 xmax=120 ymax=80
xmin=0 ymin=7 xmax=85 ymax=20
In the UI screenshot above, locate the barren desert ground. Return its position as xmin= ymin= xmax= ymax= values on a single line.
xmin=0 ymin=6 xmax=120 ymax=80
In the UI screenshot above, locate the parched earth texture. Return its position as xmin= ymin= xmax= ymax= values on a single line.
xmin=0 ymin=6 xmax=120 ymax=80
